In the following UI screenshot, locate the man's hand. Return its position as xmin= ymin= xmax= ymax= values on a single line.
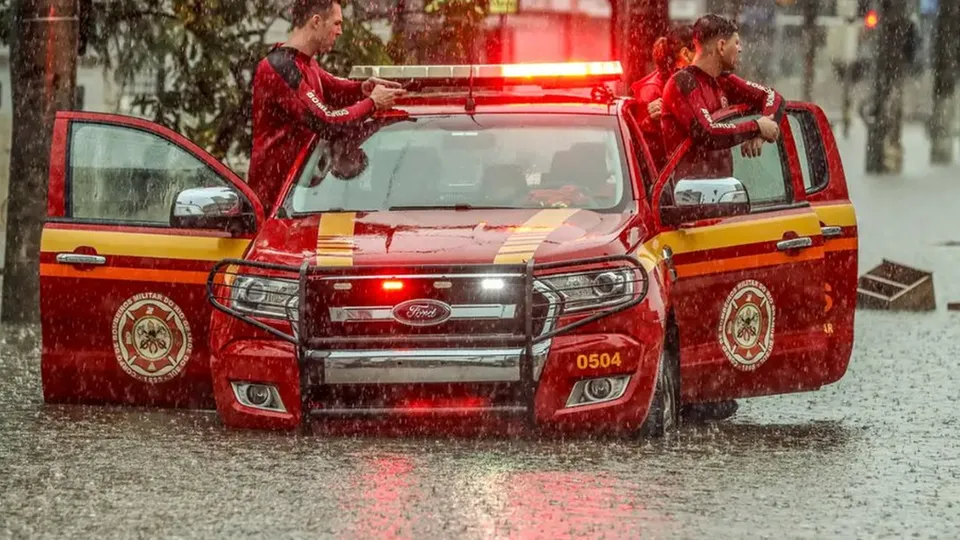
xmin=756 ymin=115 xmax=780 ymax=142
xmin=647 ymin=98 xmax=663 ymax=121
xmin=741 ymin=137 xmax=764 ymax=159
xmin=362 ymin=77 xmax=402 ymax=96
xmin=369 ymin=85 xmax=406 ymax=110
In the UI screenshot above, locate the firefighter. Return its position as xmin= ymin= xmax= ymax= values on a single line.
xmin=247 ymin=0 xmax=406 ymax=213
xmin=631 ymin=24 xmax=696 ymax=170
xmin=660 ymin=14 xmax=785 ymax=180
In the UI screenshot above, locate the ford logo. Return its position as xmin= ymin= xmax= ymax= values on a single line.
xmin=391 ymin=299 xmax=453 ymax=326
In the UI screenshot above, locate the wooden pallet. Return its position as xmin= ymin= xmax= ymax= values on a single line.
xmin=857 ymin=260 xmax=936 ymax=311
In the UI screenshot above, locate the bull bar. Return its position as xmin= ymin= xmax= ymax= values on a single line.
xmin=206 ymin=255 xmax=649 ymax=419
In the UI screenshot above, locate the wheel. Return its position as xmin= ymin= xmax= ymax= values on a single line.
xmin=639 ymin=324 xmax=680 ymax=438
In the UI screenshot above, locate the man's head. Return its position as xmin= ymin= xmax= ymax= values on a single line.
xmin=692 ymin=14 xmax=741 ymax=71
xmin=291 ymin=0 xmax=343 ymax=54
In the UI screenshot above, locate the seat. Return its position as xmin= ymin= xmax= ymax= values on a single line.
xmin=542 ymin=142 xmax=611 ymax=193
xmin=481 ymin=164 xmax=529 ymax=204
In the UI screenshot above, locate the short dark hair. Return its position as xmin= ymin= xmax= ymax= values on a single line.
xmin=692 ymin=14 xmax=739 ymax=46
xmin=291 ymin=0 xmax=340 ymax=28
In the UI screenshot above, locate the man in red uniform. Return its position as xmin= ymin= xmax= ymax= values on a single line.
xmin=659 ymin=15 xmax=785 ymax=424
xmin=248 ymin=0 xmax=406 ymax=212
xmin=660 ymin=14 xmax=784 ymax=178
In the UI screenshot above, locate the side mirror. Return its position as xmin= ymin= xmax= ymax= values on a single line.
xmin=660 ymin=177 xmax=750 ymax=227
xmin=170 ymin=186 xmax=256 ymax=234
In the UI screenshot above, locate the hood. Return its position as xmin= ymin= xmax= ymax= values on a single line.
xmin=247 ymin=208 xmax=644 ymax=268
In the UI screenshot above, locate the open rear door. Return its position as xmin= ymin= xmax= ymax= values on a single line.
xmin=785 ymin=102 xmax=859 ymax=385
xmin=40 ymin=111 xmax=263 ymax=408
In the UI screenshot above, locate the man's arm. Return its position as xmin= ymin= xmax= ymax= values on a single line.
xmin=663 ymin=70 xmax=761 ymax=150
xmin=719 ymin=73 xmax=786 ymax=122
xmin=317 ymin=69 xmax=366 ymax=107
xmin=262 ymin=49 xmax=374 ymax=137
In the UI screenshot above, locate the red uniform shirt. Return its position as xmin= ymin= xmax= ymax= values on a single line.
xmin=661 ymin=66 xmax=784 ymax=178
xmin=248 ymin=45 xmax=376 ymax=213
xmin=630 ymin=69 xmax=671 ymax=170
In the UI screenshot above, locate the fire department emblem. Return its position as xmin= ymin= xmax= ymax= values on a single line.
xmin=718 ymin=280 xmax=775 ymax=371
xmin=112 ymin=292 xmax=193 ymax=383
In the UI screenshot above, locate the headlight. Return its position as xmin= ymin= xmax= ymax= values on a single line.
xmin=231 ymin=276 xmax=298 ymax=319
xmin=537 ymin=268 xmax=642 ymax=313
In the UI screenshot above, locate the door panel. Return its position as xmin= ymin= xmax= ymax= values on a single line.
xmin=655 ymin=109 xmax=828 ymax=403
xmin=786 ymin=102 xmax=859 ymax=385
xmin=40 ymin=112 xmax=261 ymax=408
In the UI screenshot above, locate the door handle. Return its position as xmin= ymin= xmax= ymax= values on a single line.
xmin=821 ymin=226 xmax=843 ymax=238
xmin=56 ymin=253 xmax=106 ymax=266
xmin=776 ymin=237 xmax=813 ymax=252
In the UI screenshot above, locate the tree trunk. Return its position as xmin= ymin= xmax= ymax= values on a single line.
xmin=801 ymin=0 xmax=820 ymax=102
xmin=865 ymin=0 xmax=907 ymax=175
xmin=2 ymin=0 xmax=78 ymax=323
xmin=623 ymin=0 xmax=670 ymax=91
xmin=929 ymin=0 xmax=960 ymax=164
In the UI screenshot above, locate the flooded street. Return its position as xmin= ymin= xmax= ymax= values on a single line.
xmin=3 ymin=123 xmax=960 ymax=538
xmin=2 ymin=309 xmax=959 ymax=538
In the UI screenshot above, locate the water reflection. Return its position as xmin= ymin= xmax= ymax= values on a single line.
xmin=2 ymin=317 xmax=957 ymax=538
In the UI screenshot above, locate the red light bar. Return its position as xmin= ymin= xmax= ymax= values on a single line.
xmin=382 ymin=280 xmax=404 ymax=291
xmin=865 ymin=10 xmax=878 ymax=29
xmin=500 ymin=62 xmax=623 ymax=79
xmin=348 ymin=61 xmax=624 ymax=87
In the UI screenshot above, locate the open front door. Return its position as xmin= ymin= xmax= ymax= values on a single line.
xmin=40 ymin=112 xmax=264 ymax=408
xmin=653 ymin=106 xmax=829 ymax=404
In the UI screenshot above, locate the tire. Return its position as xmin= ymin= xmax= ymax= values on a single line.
xmin=639 ymin=323 xmax=680 ymax=438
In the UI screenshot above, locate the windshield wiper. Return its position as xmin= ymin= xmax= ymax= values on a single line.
xmin=387 ymin=203 xmax=515 ymax=211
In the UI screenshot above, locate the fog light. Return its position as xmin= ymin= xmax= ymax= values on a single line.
xmin=585 ymin=378 xmax=614 ymax=401
xmin=231 ymin=382 xmax=287 ymax=413
xmin=246 ymin=384 xmax=271 ymax=406
xmin=565 ymin=375 xmax=631 ymax=408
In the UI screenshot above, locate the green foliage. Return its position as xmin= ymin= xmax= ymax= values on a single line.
xmin=391 ymin=0 xmax=487 ymax=64
xmin=87 ymin=0 xmax=391 ymax=168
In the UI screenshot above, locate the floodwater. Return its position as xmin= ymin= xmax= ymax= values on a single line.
xmin=2 ymin=309 xmax=958 ymax=538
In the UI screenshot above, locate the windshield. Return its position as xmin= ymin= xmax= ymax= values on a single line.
xmin=283 ymin=114 xmax=630 ymax=214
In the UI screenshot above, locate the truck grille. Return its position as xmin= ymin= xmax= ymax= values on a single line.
xmin=300 ymin=269 xmax=555 ymax=349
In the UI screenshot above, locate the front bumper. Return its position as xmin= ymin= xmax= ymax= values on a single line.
xmin=207 ymin=256 xmax=656 ymax=432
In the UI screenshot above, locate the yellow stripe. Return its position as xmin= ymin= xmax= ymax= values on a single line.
xmin=316 ymin=212 xmax=356 ymax=266
xmin=40 ymin=228 xmax=250 ymax=261
xmin=494 ymin=209 xmax=579 ymax=264
xmin=645 ymin=211 xmax=823 ymax=257
xmin=812 ymin=203 xmax=858 ymax=228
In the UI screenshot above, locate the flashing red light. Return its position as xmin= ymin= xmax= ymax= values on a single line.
xmin=382 ymin=280 xmax=404 ymax=291
xmin=865 ymin=10 xmax=878 ymax=29
xmin=499 ymin=61 xmax=623 ymax=79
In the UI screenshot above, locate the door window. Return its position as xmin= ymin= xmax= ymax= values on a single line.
xmin=667 ymin=113 xmax=793 ymax=209
xmin=67 ymin=122 xmax=231 ymax=225
xmin=787 ymin=111 xmax=830 ymax=194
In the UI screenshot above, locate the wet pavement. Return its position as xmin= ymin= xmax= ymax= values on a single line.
xmin=3 ymin=123 xmax=960 ymax=538
xmin=2 ymin=310 xmax=959 ymax=538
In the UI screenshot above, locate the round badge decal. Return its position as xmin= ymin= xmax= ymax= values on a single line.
xmin=112 ymin=292 xmax=193 ymax=383
xmin=718 ymin=280 xmax=775 ymax=371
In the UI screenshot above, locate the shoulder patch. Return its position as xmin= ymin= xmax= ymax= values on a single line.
xmin=266 ymin=47 xmax=303 ymax=90
xmin=673 ymin=69 xmax=698 ymax=96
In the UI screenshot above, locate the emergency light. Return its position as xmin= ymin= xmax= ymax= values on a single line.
xmin=348 ymin=61 xmax=623 ymax=89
